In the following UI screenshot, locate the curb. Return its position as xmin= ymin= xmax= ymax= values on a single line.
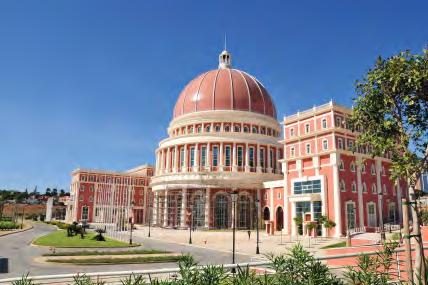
xmin=0 ymin=225 xmax=34 ymax=237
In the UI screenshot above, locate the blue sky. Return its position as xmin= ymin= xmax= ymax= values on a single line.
xmin=0 ymin=1 xmax=426 ymax=192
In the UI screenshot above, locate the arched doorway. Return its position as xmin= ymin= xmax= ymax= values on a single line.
xmin=263 ymin=207 xmax=270 ymax=221
xmin=276 ymin=207 xmax=284 ymax=231
xmin=214 ymin=194 xmax=229 ymax=229
xmin=237 ymin=195 xmax=251 ymax=229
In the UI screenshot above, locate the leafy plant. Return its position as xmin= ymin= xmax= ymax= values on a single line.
xmin=120 ymin=273 xmax=145 ymax=285
xmin=11 ymin=273 xmax=37 ymax=285
xmin=71 ymin=274 xmax=105 ymax=285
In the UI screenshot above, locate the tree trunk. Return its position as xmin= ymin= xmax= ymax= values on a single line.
xmin=409 ymin=183 xmax=426 ymax=284
xmin=402 ymin=198 xmax=413 ymax=284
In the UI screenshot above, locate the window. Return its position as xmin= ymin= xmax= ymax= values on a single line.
xmin=290 ymin=147 xmax=295 ymax=157
xmin=252 ymin=126 xmax=258 ymax=134
xmin=205 ymin=125 xmax=211 ymax=132
xmin=249 ymin=147 xmax=255 ymax=167
xmin=383 ymin=184 xmax=387 ymax=194
xmin=361 ymin=163 xmax=366 ymax=173
xmin=277 ymin=192 xmax=281 ymax=199
xmin=80 ymin=185 xmax=85 ymax=192
xmin=338 ymin=138 xmax=343 ymax=149
xmin=225 ymin=145 xmax=231 ymax=167
xmin=340 ymin=180 xmax=346 ymax=192
xmin=382 ymin=166 xmax=386 ymax=176
xmin=197 ymin=126 xmax=202 ymax=133
xmin=306 ymin=144 xmax=311 ymax=154
xmin=367 ymin=203 xmax=377 ymax=227
xmin=346 ymin=202 xmax=356 ymax=229
xmin=351 ymin=182 xmax=357 ymax=193
xmin=335 ymin=117 xmax=341 ymax=127
xmin=260 ymin=127 xmax=266 ymax=135
xmin=237 ymin=146 xmax=243 ymax=167
xmin=290 ymin=128 xmax=295 ymax=137
xmin=260 ymin=148 xmax=265 ymax=168
xmin=215 ymin=125 xmax=221 ymax=132
xmin=270 ymin=149 xmax=274 ymax=168
xmin=339 ymin=159 xmax=345 ymax=171
xmin=89 ymin=196 xmax=93 ymax=202
xmin=322 ymin=118 xmax=327 ymax=129
xmin=81 ymin=206 xmax=89 ymax=220
xmin=293 ymin=179 xmax=321 ymax=194
xmin=224 ymin=125 xmax=230 ymax=132
xmin=201 ymin=146 xmax=206 ymax=167
xmin=243 ymin=126 xmax=249 ymax=133
xmin=322 ymin=139 xmax=328 ymax=150
xmin=348 ymin=141 xmax=354 ymax=151
xmin=79 ymin=196 xmax=83 ymax=201
xmin=264 ymin=193 xmax=268 ymax=200
xmin=90 ymin=185 xmax=94 ymax=192
xmin=190 ymin=147 xmax=195 ymax=167
xmin=371 ymin=164 xmax=376 ymax=175
xmin=212 ymin=146 xmax=219 ymax=167
xmin=363 ymin=183 xmax=367 ymax=193
xmin=172 ymin=148 xmax=176 ymax=168
xmin=350 ymin=162 xmax=356 ymax=172
xmin=389 ymin=203 xmax=396 ymax=223
xmin=189 ymin=126 xmax=194 ymax=133
xmin=305 ymin=124 xmax=310 ymax=134
xmin=371 ymin=184 xmax=377 ymax=194
xmin=234 ymin=125 xmax=241 ymax=132
xmin=180 ymin=147 xmax=185 ymax=168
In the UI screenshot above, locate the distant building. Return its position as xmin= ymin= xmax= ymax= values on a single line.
xmin=65 ymin=165 xmax=153 ymax=224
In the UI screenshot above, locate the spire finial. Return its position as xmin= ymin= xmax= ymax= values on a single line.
xmin=218 ymin=36 xmax=232 ymax=69
xmin=224 ymin=34 xmax=227 ymax=50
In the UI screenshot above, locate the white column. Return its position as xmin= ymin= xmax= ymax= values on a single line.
xmin=256 ymin=144 xmax=262 ymax=172
xmin=193 ymin=144 xmax=199 ymax=172
xmin=232 ymin=143 xmax=237 ymax=171
xmin=205 ymin=188 xmax=211 ymax=228
xmin=206 ymin=142 xmax=211 ymax=171
xmin=376 ymin=160 xmax=384 ymax=230
xmin=267 ymin=145 xmax=272 ymax=173
xmin=174 ymin=145 xmax=178 ymax=172
xmin=276 ymin=148 xmax=281 ymax=173
xmin=165 ymin=147 xmax=170 ymax=173
xmin=182 ymin=144 xmax=188 ymax=172
xmin=245 ymin=143 xmax=250 ymax=172
xmin=153 ymin=191 xmax=159 ymax=225
xmin=155 ymin=151 xmax=160 ymax=175
xmin=180 ymin=188 xmax=187 ymax=227
xmin=331 ymin=153 xmax=342 ymax=237
xmin=160 ymin=149 xmax=165 ymax=174
xmin=269 ymin=188 xmax=274 ymax=222
xmin=291 ymin=202 xmax=296 ymax=236
xmin=356 ymin=156 xmax=364 ymax=228
xmin=283 ymin=162 xmax=290 ymax=234
xmin=163 ymin=190 xmax=168 ymax=227
xmin=219 ymin=142 xmax=224 ymax=171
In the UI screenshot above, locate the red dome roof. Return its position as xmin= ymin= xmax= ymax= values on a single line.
xmin=173 ymin=68 xmax=277 ymax=119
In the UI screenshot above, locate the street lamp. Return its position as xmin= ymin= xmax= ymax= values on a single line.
xmin=189 ymin=202 xmax=193 ymax=244
xmin=231 ymin=191 xmax=238 ymax=273
xmin=255 ymin=198 xmax=260 ymax=254
xmin=129 ymin=201 xmax=135 ymax=245
xmin=148 ymin=194 xmax=152 ymax=238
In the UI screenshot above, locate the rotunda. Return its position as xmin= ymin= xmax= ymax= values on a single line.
xmin=150 ymin=50 xmax=283 ymax=229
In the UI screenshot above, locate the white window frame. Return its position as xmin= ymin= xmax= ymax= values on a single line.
xmin=305 ymin=143 xmax=311 ymax=154
xmin=338 ymin=138 xmax=343 ymax=150
xmin=339 ymin=159 xmax=345 ymax=171
xmin=322 ymin=118 xmax=327 ymax=129
xmin=305 ymin=123 xmax=310 ymax=134
xmin=351 ymin=182 xmax=357 ymax=193
xmin=322 ymin=139 xmax=328 ymax=150
xmin=290 ymin=147 xmax=295 ymax=158
xmin=367 ymin=202 xmax=377 ymax=227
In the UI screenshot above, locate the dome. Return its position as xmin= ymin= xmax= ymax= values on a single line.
xmin=173 ymin=50 xmax=277 ymax=119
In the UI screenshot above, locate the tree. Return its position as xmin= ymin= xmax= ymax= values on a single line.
xmin=350 ymin=48 xmax=428 ymax=283
xmin=45 ymin=188 xmax=51 ymax=196
xmin=52 ymin=188 xmax=58 ymax=197
xmin=59 ymin=189 xmax=65 ymax=196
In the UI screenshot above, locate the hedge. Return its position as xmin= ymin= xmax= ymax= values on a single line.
xmin=0 ymin=221 xmax=20 ymax=230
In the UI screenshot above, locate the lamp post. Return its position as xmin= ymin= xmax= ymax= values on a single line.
xmin=231 ymin=191 xmax=238 ymax=273
xmin=148 ymin=193 xmax=152 ymax=238
xmin=129 ymin=201 xmax=134 ymax=245
xmin=346 ymin=205 xmax=356 ymax=247
xmin=188 ymin=203 xmax=193 ymax=244
xmin=378 ymin=191 xmax=386 ymax=242
xmin=255 ymin=198 xmax=260 ymax=254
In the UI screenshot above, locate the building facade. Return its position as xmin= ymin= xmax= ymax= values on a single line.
xmin=66 ymin=165 xmax=153 ymax=224
xmin=261 ymin=102 xmax=406 ymax=237
xmin=150 ymin=50 xmax=283 ymax=229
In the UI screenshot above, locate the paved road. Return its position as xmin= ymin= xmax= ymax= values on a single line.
xmin=0 ymin=223 xmax=252 ymax=279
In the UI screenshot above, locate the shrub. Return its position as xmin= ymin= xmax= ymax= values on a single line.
xmin=94 ymin=228 xmax=106 ymax=241
xmin=0 ymin=221 xmax=20 ymax=230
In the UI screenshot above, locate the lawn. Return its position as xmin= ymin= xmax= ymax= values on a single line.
xmin=33 ymin=230 xmax=136 ymax=248
xmin=43 ymin=249 xmax=168 ymax=256
xmin=320 ymin=241 xmax=347 ymax=249
xmin=46 ymin=255 xmax=182 ymax=265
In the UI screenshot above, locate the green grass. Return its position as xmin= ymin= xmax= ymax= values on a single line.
xmin=320 ymin=241 xmax=347 ymax=249
xmin=43 ymin=249 xmax=169 ymax=256
xmin=33 ymin=230 xmax=136 ymax=248
xmin=46 ymin=255 xmax=181 ymax=265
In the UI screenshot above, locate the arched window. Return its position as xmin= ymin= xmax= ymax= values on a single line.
xmin=351 ymin=182 xmax=357 ymax=193
xmin=305 ymin=123 xmax=310 ymax=133
xmin=340 ymin=180 xmax=346 ymax=192
xmin=371 ymin=184 xmax=377 ymax=194
xmin=252 ymin=126 xmax=258 ymax=134
xmin=371 ymin=164 xmax=376 ymax=175
xmin=306 ymin=144 xmax=311 ymax=154
xmin=214 ymin=195 xmax=229 ymax=229
xmin=290 ymin=128 xmax=295 ymax=137
xmin=383 ymin=184 xmax=387 ymax=194
xmin=363 ymin=183 xmax=367 ymax=193
xmin=339 ymin=159 xmax=345 ymax=170
xmin=322 ymin=118 xmax=327 ymax=129
xmin=192 ymin=193 xmax=205 ymax=228
xmin=205 ymin=125 xmax=211 ymax=132
xmin=234 ymin=125 xmax=241 ymax=132
xmin=224 ymin=125 xmax=230 ymax=132
xmin=238 ymin=195 xmax=251 ymax=228
xmin=215 ymin=125 xmax=221 ymax=132
xmin=290 ymin=147 xmax=295 ymax=158
xmin=338 ymin=138 xmax=343 ymax=149
xmin=243 ymin=126 xmax=249 ymax=133
xmin=350 ymin=162 xmax=356 ymax=172
xmin=323 ymin=139 xmax=328 ymax=150
xmin=361 ymin=163 xmax=366 ymax=173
